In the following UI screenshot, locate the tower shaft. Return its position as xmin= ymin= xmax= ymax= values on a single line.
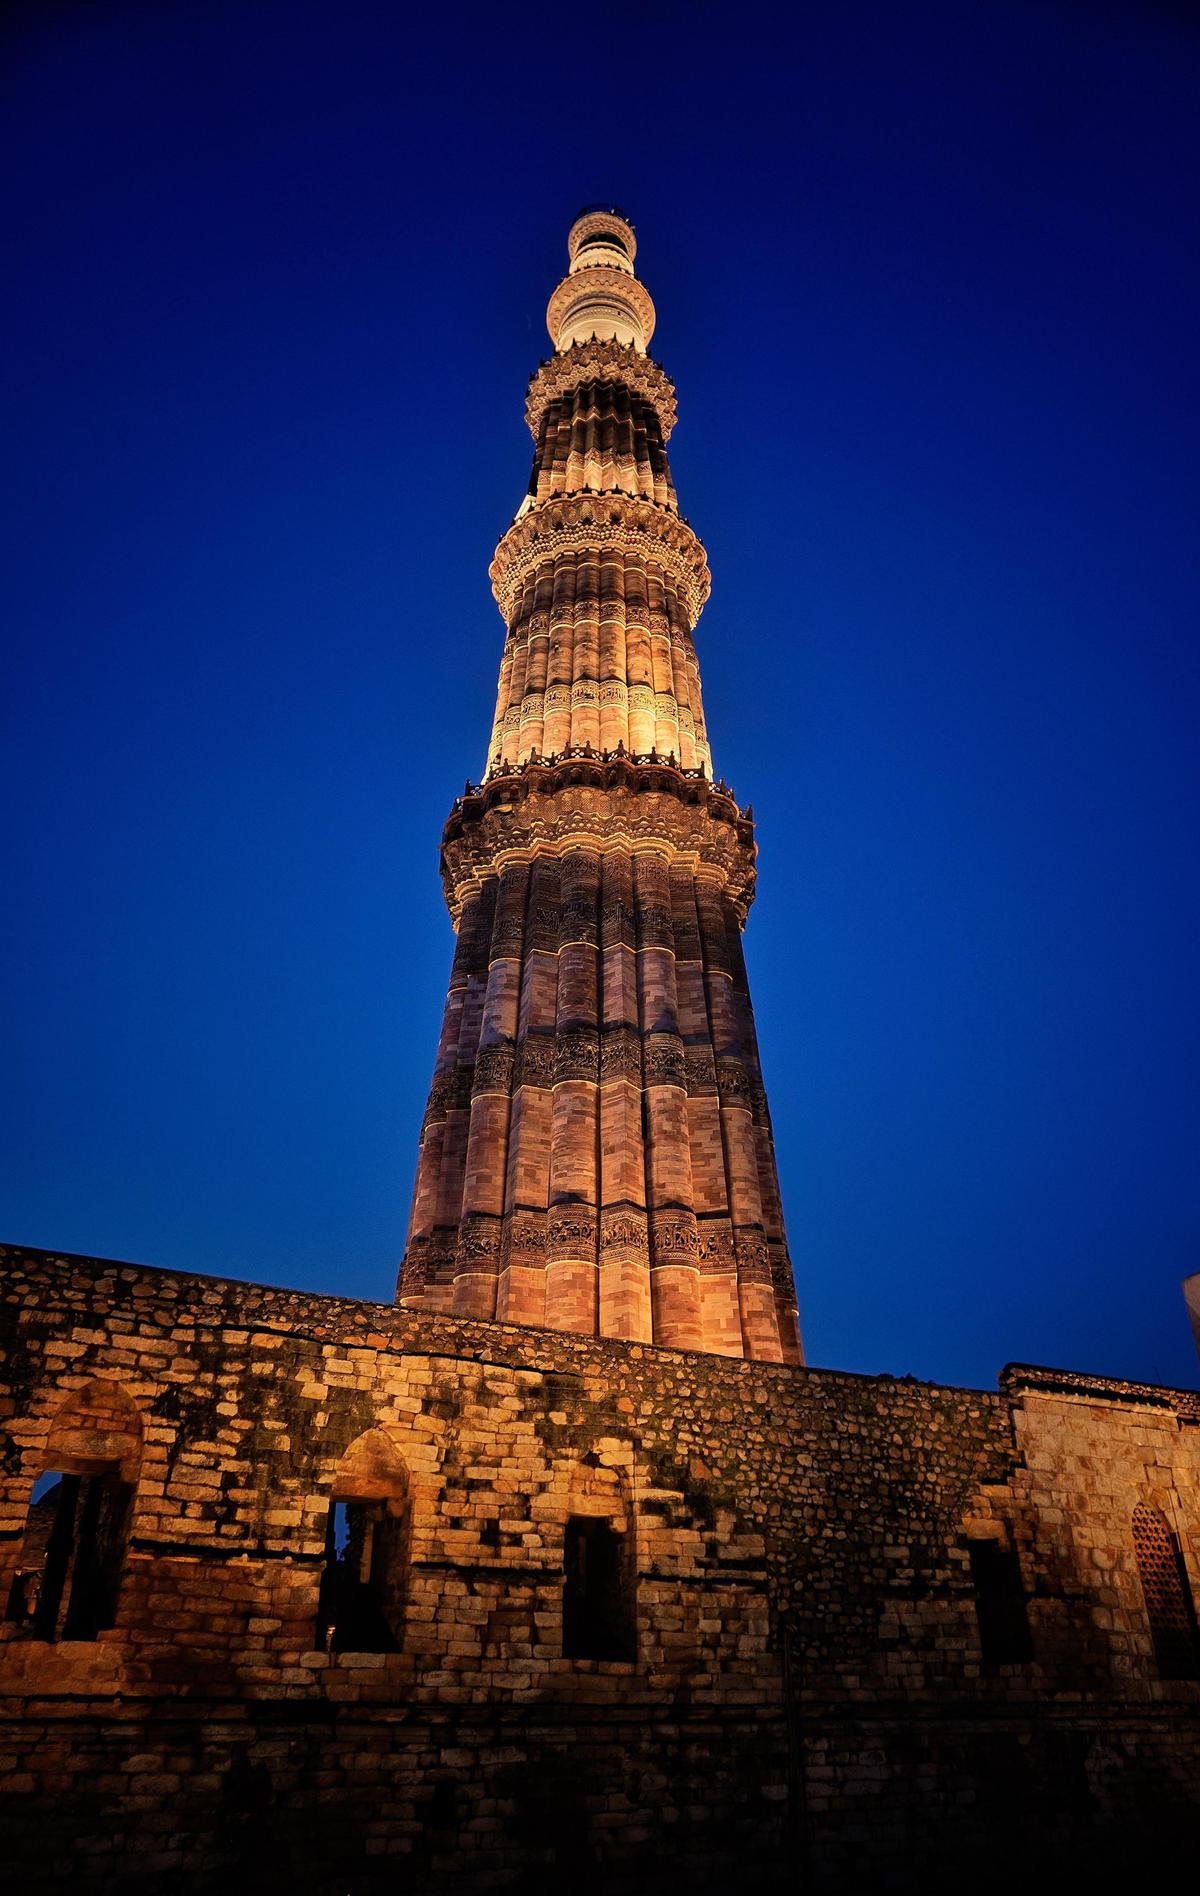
xmin=399 ymin=210 xmax=802 ymax=1365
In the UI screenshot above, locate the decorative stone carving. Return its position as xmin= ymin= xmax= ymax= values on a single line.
xmin=684 ymin=1048 xmax=719 ymax=1096
xmin=600 ymin=895 xmax=635 ymax=947
xmin=696 ymin=1219 xmax=736 ymax=1271
xmin=565 ymin=210 xmax=639 ymax=265
xmin=423 ymin=1067 xmax=474 ymax=1126
xmin=545 ymin=264 xmax=656 ymax=352
xmin=528 ymin=896 xmax=559 ymax=955
xmin=490 ymin=493 xmax=710 ymax=626
xmin=636 ymin=903 xmax=674 ymax=949
xmin=457 ymin=1214 xmax=502 ymax=1262
xmin=770 ymin=1244 xmax=797 ymax=1298
xmin=471 ymin=1043 xmax=515 ymax=1097
xmin=491 ymin=912 xmax=527 ymax=959
xmin=547 ymin=1211 xmax=598 ymax=1258
xmin=733 ymin=1231 xmax=772 ymax=1284
xmin=643 ymin=1033 xmax=687 ymax=1090
xmin=554 ymin=1031 xmax=600 ymax=1084
xmin=418 ymin=1241 xmax=457 ymax=1287
xmin=600 ymin=1205 xmax=649 ymax=1262
xmin=600 ymin=1028 xmax=641 ymax=1083
xmin=499 ymin=1211 xmax=547 ymax=1270
xmin=396 ymin=1248 xmax=427 ymax=1298
xmin=716 ymin=1057 xmax=753 ymax=1108
xmin=440 ymin=761 xmax=757 ymax=925
xmin=451 ymin=920 xmax=490 ymax=982
xmin=650 ymin=1211 xmax=701 ymax=1262
xmin=513 ymin=1035 xmax=557 ymax=1090
xmin=525 ymin=339 xmax=677 ymax=441
xmin=558 ymin=906 xmax=599 ymax=946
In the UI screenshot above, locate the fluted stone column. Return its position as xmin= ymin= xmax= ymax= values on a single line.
xmin=598 ymin=851 xmax=651 ymax=1340
xmin=399 ymin=208 xmax=803 ymax=1365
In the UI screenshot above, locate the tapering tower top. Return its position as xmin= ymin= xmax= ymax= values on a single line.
xmin=547 ymin=207 xmax=656 ymax=353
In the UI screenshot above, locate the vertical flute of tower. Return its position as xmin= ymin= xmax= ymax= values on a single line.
xmin=399 ymin=209 xmax=803 ymax=1366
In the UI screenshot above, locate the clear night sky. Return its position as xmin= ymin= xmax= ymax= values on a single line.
xmin=4 ymin=1 xmax=1198 ymax=1392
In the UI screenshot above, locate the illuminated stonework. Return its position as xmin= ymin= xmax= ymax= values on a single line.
xmin=3 ymin=208 xmax=1200 ymax=1896
xmin=398 ymin=210 xmax=802 ymax=1364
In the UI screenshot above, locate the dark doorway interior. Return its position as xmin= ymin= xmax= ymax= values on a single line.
xmin=563 ymin=1514 xmax=635 ymax=1662
xmin=5 ymin=1470 xmax=133 ymax=1641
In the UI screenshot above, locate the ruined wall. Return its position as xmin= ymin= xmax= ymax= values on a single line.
xmin=1 ymin=1244 xmax=1198 ymax=1892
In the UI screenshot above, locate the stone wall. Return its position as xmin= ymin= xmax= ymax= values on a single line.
xmin=1 ymin=1243 xmax=1198 ymax=1890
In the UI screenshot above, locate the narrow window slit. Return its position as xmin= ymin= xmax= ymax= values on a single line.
xmin=968 ymin=1538 xmax=1032 ymax=1666
xmin=563 ymin=1515 xmax=635 ymax=1662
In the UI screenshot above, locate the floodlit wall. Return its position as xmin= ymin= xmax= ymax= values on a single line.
xmin=1 ymin=1243 xmax=1199 ymax=1891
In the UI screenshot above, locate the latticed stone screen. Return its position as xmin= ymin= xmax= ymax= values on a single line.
xmin=1132 ymin=1502 xmax=1199 ymax=1680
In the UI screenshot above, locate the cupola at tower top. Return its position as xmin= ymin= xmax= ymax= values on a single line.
xmin=547 ymin=206 xmax=655 ymax=353
xmin=567 ymin=206 xmax=637 ymax=270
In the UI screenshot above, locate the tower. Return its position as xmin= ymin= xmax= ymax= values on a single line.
xmin=398 ymin=208 xmax=802 ymax=1365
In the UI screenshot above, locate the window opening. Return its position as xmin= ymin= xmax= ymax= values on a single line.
xmin=578 ymin=231 xmax=627 ymax=256
xmin=968 ymin=1538 xmax=1032 ymax=1666
xmin=1133 ymin=1503 xmax=1199 ymax=1681
xmin=317 ymin=1498 xmax=403 ymax=1654
xmin=5 ymin=1469 xmax=133 ymax=1641
xmin=563 ymin=1515 xmax=635 ymax=1662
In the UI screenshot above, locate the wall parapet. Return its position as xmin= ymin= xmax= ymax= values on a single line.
xmin=1002 ymin=1361 xmax=1200 ymax=1418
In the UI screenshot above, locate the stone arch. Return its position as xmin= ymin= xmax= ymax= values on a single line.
xmin=330 ymin=1427 xmax=409 ymax=1505
xmin=565 ymin=1450 xmax=631 ymax=1529
xmin=7 ymin=1379 xmax=143 ymax=1641
xmin=43 ymin=1377 xmax=143 ymax=1482
xmin=316 ymin=1428 xmax=411 ymax=1655
xmin=1132 ymin=1501 xmax=1199 ymax=1681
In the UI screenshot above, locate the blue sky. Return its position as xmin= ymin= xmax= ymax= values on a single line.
xmin=4 ymin=0 xmax=1198 ymax=1390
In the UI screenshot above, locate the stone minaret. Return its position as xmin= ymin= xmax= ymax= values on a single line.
xmin=399 ymin=209 xmax=802 ymax=1365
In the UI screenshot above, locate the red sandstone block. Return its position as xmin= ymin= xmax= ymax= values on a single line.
xmin=518 ymin=952 xmax=558 ymax=1030
xmin=686 ymin=1097 xmax=728 ymax=1212
xmin=556 ymin=946 xmax=598 ymax=1025
xmin=638 ymin=950 xmax=680 ymax=1036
